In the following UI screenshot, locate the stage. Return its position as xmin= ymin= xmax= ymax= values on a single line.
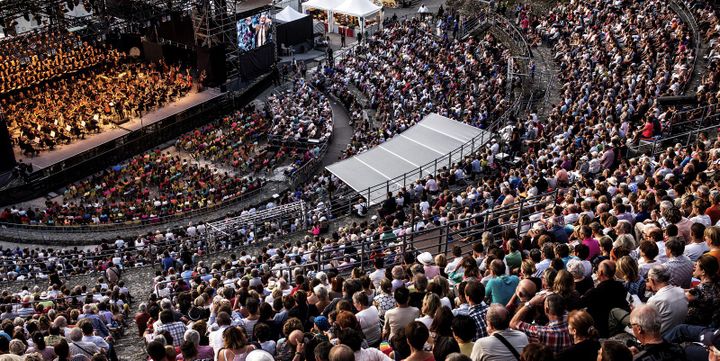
xmin=15 ymin=88 xmax=225 ymax=171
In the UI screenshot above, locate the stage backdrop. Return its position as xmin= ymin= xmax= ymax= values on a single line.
xmin=0 ymin=120 xmax=16 ymax=173
xmin=276 ymin=16 xmax=313 ymax=49
xmin=238 ymin=44 xmax=275 ymax=80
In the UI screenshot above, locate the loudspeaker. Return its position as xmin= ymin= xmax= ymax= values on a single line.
xmin=0 ymin=119 xmax=16 ymax=173
xmin=196 ymin=45 xmax=226 ymax=87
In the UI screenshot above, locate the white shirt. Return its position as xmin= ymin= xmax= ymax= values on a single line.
xmin=647 ymin=285 xmax=688 ymax=334
xmin=471 ymin=329 xmax=528 ymax=361
xmin=209 ymin=325 xmax=230 ymax=358
xmin=684 ymin=242 xmax=710 ymax=262
xmin=355 ymin=348 xmax=392 ymax=361
xmin=82 ymin=335 xmax=109 ymax=350
xmin=369 ymin=269 xmax=386 ymax=289
xmin=356 ymin=306 xmax=381 ymax=346
xmin=689 ymin=215 xmax=712 ymax=227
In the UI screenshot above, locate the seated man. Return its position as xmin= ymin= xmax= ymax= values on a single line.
xmin=628 ymin=305 xmax=684 ymax=361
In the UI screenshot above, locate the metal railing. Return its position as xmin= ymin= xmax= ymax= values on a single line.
xmin=488 ymin=13 xmax=532 ymax=58
xmin=670 ymin=0 xmax=701 ymax=95
xmin=627 ymin=123 xmax=718 ymax=157
xmin=0 ymin=184 xmax=268 ymax=233
xmin=0 ymin=202 xmax=310 ymax=283
xmin=153 ymin=189 xmax=559 ymax=298
xmin=287 ymin=140 xmax=330 ymax=189
xmin=343 ymin=129 xmax=495 ymax=209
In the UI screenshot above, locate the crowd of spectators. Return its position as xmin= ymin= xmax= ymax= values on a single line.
xmin=175 ymin=106 xmax=270 ymax=171
xmin=0 ymin=148 xmax=263 ymax=226
xmin=313 ymin=18 xmax=513 ymax=159
xmin=0 ymin=251 xmax=132 ymax=361
xmin=8 ymin=0 xmax=720 ymax=360
xmin=125 ymin=2 xmax=720 ymax=361
xmin=267 ymin=78 xmax=333 ymax=144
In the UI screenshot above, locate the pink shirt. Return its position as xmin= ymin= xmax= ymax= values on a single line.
xmin=583 ymin=238 xmax=601 ymax=260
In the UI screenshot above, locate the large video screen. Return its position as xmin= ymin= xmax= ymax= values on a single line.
xmin=237 ymin=12 xmax=273 ymax=52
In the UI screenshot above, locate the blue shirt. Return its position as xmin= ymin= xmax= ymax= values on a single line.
xmin=162 ymin=257 xmax=175 ymax=271
xmin=485 ymin=275 xmax=520 ymax=306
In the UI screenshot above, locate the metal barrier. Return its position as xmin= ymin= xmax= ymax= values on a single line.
xmin=287 ymin=140 xmax=330 ymax=189
xmin=205 ymin=201 xmax=307 ymax=237
xmin=670 ymin=0 xmax=701 ymax=95
xmin=628 ymin=124 xmax=718 ymax=157
xmin=0 ymin=184 xmax=267 ymax=233
xmin=0 ymin=200 xmax=310 ymax=283
xmin=153 ymin=189 xmax=558 ymax=298
xmin=345 ymin=129 xmax=495 ymax=209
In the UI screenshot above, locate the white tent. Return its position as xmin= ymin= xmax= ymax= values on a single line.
xmin=302 ymin=0 xmax=344 ymax=11
xmin=333 ymin=0 xmax=383 ymax=36
xmin=334 ymin=0 xmax=381 ymax=18
xmin=326 ymin=113 xmax=492 ymax=205
xmin=302 ymin=0 xmax=345 ymax=33
xmin=275 ymin=6 xmax=309 ymax=23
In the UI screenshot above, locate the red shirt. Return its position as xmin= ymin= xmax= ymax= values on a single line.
xmin=706 ymin=205 xmax=720 ymax=225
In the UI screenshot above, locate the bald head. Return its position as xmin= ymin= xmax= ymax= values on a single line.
xmin=329 ymin=344 xmax=355 ymax=361
xmin=597 ymin=260 xmax=616 ymax=281
xmin=289 ymin=330 xmax=304 ymax=346
xmin=517 ymin=279 xmax=537 ymax=300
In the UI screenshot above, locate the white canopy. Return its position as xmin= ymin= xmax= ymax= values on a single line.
xmin=301 ymin=0 xmax=344 ymax=11
xmin=326 ymin=113 xmax=492 ymax=205
xmin=333 ymin=0 xmax=382 ymax=18
xmin=275 ymin=6 xmax=309 ymax=23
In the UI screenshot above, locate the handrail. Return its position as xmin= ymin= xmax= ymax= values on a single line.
xmin=627 ymin=123 xmax=718 ymax=157
xmin=0 ymin=203 xmax=307 ymax=283
xmin=0 ymin=184 xmax=267 ymax=232
xmin=489 ymin=13 xmax=532 ymax=58
xmin=670 ymin=0 xmax=700 ymax=95
xmin=153 ymin=189 xmax=559 ymax=297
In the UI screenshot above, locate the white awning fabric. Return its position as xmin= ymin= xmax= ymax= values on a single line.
xmin=275 ymin=6 xmax=309 ymax=23
xmin=326 ymin=113 xmax=493 ymax=205
xmin=333 ymin=0 xmax=382 ymax=18
xmin=301 ymin=0 xmax=344 ymax=11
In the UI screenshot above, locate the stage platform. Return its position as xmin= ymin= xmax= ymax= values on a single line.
xmin=15 ymin=88 xmax=224 ymax=171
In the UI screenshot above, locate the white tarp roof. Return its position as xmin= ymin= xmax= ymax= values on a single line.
xmin=275 ymin=6 xmax=309 ymax=23
xmin=301 ymin=0 xmax=344 ymax=11
xmin=333 ymin=0 xmax=382 ymax=17
xmin=326 ymin=113 xmax=492 ymax=205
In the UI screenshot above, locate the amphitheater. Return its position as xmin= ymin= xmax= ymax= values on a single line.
xmin=0 ymin=0 xmax=719 ymax=360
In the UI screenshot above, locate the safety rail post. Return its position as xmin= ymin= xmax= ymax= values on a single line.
xmin=360 ymin=243 xmax=365 ymax=273
xmin=443 ymin=226 xmax=450 ymax=256
xmin=408 ymin=208 xmax=415 ymax=249
xmin=366 ymin=188 xmax=371 ymax=209
xmin=434 ymin=159 xmax=438 ymax=175
xmin=516 ymin=198 xmax=525 ymax=236
xmin=437 ymin=226 xmax=444 ymax=255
